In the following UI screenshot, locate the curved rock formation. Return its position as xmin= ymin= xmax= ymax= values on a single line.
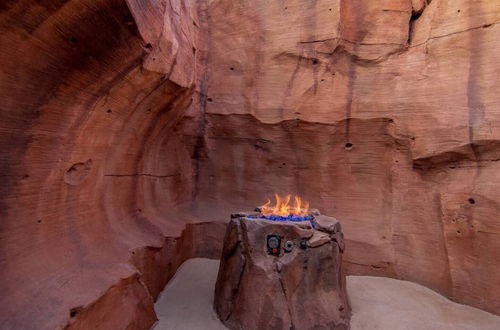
xmin=0 ymin=0 xmax=499 ymax=328
xmin=0 ymin=0 xmax=204 ymax=328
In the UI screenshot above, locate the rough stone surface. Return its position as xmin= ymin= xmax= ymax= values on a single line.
xmin=0 ymin=0 xmax=207 ymax=329
xmin=1 ymin=0 xmax=500 ymax=328
xmin=214 ymin=215 xmax=351 ymax=330
xmin=180 ymin=0 xmax=500 ymax=315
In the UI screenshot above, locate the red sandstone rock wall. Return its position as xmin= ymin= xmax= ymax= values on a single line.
xmin=0 ymin=0 xmax=205 ymax=329
xmin=184 ymin=0 xmax=500 ymax=315
xmin=1 ymin=0 xmax=500 ymax=328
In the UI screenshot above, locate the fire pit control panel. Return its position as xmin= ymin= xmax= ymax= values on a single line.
xmin=267 ymin=235 xmax=304 ymax=256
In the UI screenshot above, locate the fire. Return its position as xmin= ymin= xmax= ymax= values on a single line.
xmin=260 ymin=193 xmax=310 ymax=217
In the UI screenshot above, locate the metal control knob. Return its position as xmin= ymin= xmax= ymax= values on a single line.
xmin=267 ymin=235 xmax=281 ymax=256
xmin=299 ymin=239 xmax=308 ymax=250
xmin=284 ymin=241 xmax=293 ymax=253
xmin=268 ymin=236 xmax=279 ymax=249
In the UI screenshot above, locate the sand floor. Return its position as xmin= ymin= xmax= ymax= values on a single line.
xmin=153 ymin=258 xmax=500 ymax=330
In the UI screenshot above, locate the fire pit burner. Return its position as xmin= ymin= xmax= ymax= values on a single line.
xmin=248 ymin=214 xmax=312 ymax=221
xmin=215 ymin=203 xmax=351 ymax=330
xmin=248 ymin=193 xmax=317 ymax=226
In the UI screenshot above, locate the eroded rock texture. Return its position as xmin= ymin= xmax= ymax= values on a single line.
xmin=0 ymin=0 xmax=500 ymax=328
xmin=0 ymin=0 xmax=211 ymax=329
xmin=215 ymin=215 xmax=350 ymax=330
xmin=182 ymin=0 xmax=500 ymax=316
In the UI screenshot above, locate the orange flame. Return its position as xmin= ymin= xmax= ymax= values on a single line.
xmin=260 ymin=194 xmax=310 ymax=217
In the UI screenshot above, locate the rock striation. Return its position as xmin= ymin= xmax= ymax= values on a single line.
xmin=0 ymin=0 xmax=205 ymax=328
xmin=182 ymin=0 xmax=500 ymax=316
xmin=0 ymin=0 xmax=500 ymax=328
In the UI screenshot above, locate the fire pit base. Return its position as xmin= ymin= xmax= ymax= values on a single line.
xmin=214 ymin=212 xmax=351 ymax=330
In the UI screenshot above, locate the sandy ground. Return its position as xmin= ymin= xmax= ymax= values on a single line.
xmin=153 ymin=258 xmax=500 ymax=330
xmin=153 ymin=258 xmax=225 ymax=330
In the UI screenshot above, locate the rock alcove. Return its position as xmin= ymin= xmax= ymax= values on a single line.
xmin=1 ymin=0 xmax=500 ymax=329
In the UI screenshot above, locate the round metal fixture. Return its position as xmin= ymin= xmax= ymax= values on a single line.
xmin=299 ymin=239 xmax=308 ymax=250
xmin=266 ymin=235 xmax=281 ymax=256
xmin=284 ymin=241 xmax=293 ymax=253
xmin=268 ymin=237 xmax=280 ymax=249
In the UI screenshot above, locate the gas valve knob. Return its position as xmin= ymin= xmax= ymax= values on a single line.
xmin=299 ymin=238 xmax=308 ymax=250
xmin=284 ymin=241 xmax=293 ymax=253
xmin=267 ymin=235 xmax=281 ymax=256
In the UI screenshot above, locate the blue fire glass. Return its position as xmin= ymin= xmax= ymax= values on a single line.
xmin=248 ymin=214 xmax=316 ymax=228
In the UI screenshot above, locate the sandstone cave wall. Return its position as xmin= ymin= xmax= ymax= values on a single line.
xmin=1 ymin=0 xmax=500 ymax=329
xmin=185 ymin=0 xmax=500 ymax=314
xmin=0 ymin=0 xmax=205 ymax=329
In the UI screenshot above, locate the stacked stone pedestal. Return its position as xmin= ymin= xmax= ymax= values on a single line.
xmin=214 ymin=212 xmax=351 ymax=330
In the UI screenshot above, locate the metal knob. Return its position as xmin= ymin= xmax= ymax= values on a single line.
xmin=299 ymin=239 xmax=308 ymax=250
xmin=267 ymin=235 xmax=281 ymax=256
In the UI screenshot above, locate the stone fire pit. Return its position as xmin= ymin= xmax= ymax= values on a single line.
xmin=214 ymin=209 xmax=351 ymax=330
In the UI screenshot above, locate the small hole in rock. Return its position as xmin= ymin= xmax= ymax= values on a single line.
xmin=193 ymin=21 xmax=198 ymax=27
xmin=329 ymin=8 xmax=332 ymax=11
xmin=69 ymin=37 xmax=79 ymax=44
xmin=230 ymin=67 xmax=234 ymax=71
xmin=152 ymin=57 xmax=156 ymax=61
xmin=321 ymin=79 xmax=325 ymax=82
xmin=457 ymin=230 xmax=461 ymax=234
xmin=284 ymin=7 xmax=287 ymax=10
xmin=457 ymin=9 xmax=461 ymax=13
xmin=468 ymin=198 xmax=475 ymax=205
xmin=207 ymin=98 xmax=213 ymax=102
xmin=144 ymin=43 xmax=152 ymax=50
xmin=312 ymin=59 xmax=318 ymax=65
xmin=282 ymin=162 xmax=286 ymax=166
xmin=132 ymin=251 xmax=135 ymax=255
xmin=410 ymin=11 xmax=422 ymax=22
xmin=69 ymin=308 xmax=82 ymax=318
xmin=345 ymin=143 xmax=353 ymax=150
xmin=107 ymin=109 xmax=112 ymax=113
xmin=37 ymin=220 xmax=42 ymax=223
xmin=192 ymin=47 xmax=196 ymax=54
